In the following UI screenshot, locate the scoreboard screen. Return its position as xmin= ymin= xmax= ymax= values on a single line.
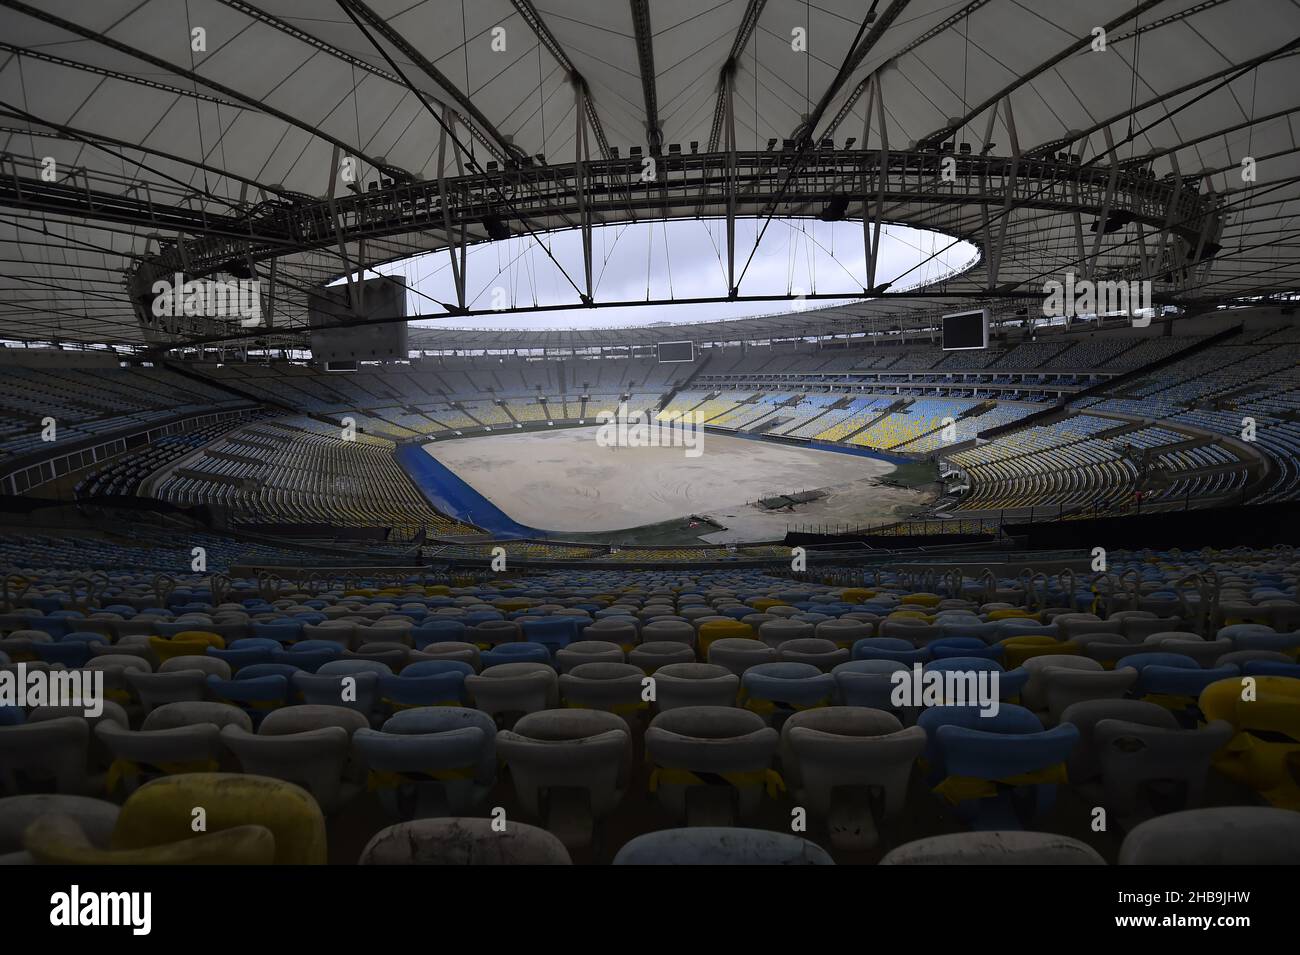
xmin=656 ymin=341 xmax=695 ymax=363
xmin=942 ymin=309 xmax=990 ymax=350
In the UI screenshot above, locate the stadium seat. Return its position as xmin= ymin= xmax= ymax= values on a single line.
xmin=293 ymin=664 xmax=383 ymax=715
xmin=519 ymin=616 xmax=581 ymax=656
xmin=359 ymin=818 xmax=571 ymax=864
xmin=777 ymin=638 xmax=849 ymax=670
xmin=464 ymin=662 xmax=559 ymax=727
xmin=1000 ymin=636 xmax=1077 ymax=668
xmin=1035 ymin=664 xmax=1137 ymax=725
xmin=413 ymin=641 xmax=481 ymax=669
xmin=739 ymin=662 xmax=835 ymax=721
xmin=651 ymin=663 xmax=739 ymax=710
xmin=96 ymin=701 xmax=249 ymax=793
xmin=352 ymin=708 xmax=497 ymax=818
xmin=919 ymin=704 xmax=1078 ymax=830
xmin=221 ymin=723 xmax=358 ymax=813
xmin=1060 ymin=699 xmax=1179 ymax=783
xmin=851 ymin=637 xmax=928 ymax=665
xmin=0 ymin=718 xmax=90 ymax=795
xmin=815 ymin=618 xmax=873 ymax=647
xmin=645 ymin=706 xmax=780 ymax=826
xmin=110 ymin=772 xmax=326 ymax=864
xmin=630 ymin=641 xmax=696 ymax=673
xmin=697 ymin=619 xmax=753 ymax=659
xmin=411 ymin=619 xmax=468 ymax=650
xmin=205 ymin=674 xmax=290 ymax=724
xmin=379 ymin=660 xmax=472 ymax=709
xmin=706 ymin=636 xmax=776 ymax=676
xmin=1119 ymin=807 xmax=1300 ymax=864
xmin=930 ymin=637 xmax=1002 ymax=661
xmin=780 ymin=707 xmax=925 ymax=848
xmin=1090 ymin=717 xmax=1234 ymax=820
xmin=880 ymin=831 xmax=1105 ymax=865
xmin=1019 ymin=655 xmax=1104 ymax=712
xmin=0 ymin=793 xmax=120 ymax=864
xmin=23 ymin=813 xmax=277 ymax=865
xmin=206 ymin=637 xmax=280 ymax=670
xmin=613 ymin=827 xmax=834 ymax=865
xmin=584 ymin=617 xmax=640 ymax=652
xmin=831 ymin=659 xmax=910 ymax=713
xmin=497 ymin=709 xmax=630 ymax=848
xmin=1199 ymin=675 xmax=1300 ymax=808
xmin=470 ymin=619 xmax=521 ymax=649
xmin=556 ymin=640 xmax=624 ymax=672
xmin=559 ymin=662 xmax=647 ymax=722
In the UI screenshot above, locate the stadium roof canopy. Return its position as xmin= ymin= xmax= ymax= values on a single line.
xmin=401 ymin=300 xmax=977 ymax=352
xmin=1 ymin=0 xmax=1298 ymax=349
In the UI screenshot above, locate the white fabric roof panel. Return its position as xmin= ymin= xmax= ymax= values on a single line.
xmin=0 ymin=0 xmax=1295 ymax=346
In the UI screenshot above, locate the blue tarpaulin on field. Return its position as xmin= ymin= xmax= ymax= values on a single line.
xmin=395 ymin=443 xmax=540 ymax=538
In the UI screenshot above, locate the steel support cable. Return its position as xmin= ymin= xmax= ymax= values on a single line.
xmin=735 ymin=1 xmax=891 ymax=290
xmin=857 ymin=38 xmax=1300 ymax=298
xmin=0 ymin=0 xmax=410 ymax=184
xmin=0 ymin=103 xmax=298 ymax=203
xmin=332 ymin=0 xmax=587 ymax=306
xmin=1005 ymin=173 xmax=1300 ymax=296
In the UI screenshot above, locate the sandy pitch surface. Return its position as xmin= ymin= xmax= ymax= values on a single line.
xmin=423 ymin=427 xmax=933 ymax=539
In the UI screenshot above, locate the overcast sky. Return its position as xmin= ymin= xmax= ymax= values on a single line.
xmin=357 ymin=217 xmax=977 ymax=330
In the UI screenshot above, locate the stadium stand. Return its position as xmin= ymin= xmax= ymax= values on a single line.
xmin=3 ymin=320 xmax=1289 ymax=533
xmin=146 ymin=417 xmax=474 ymax=536
xmin=2 ymin=539 xmax=1297 ymax=866
xmin=2 ymin=0 xmax=1298 ymax=881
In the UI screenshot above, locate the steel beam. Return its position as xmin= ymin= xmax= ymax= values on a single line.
xmin=629 ymin=0 xmax=663 ymax=155
xmin=0 ymin=148 xmax=1218 ymax=287
xmin=510 ymin=0 xmax=617 ymax=161
xmin=575 ymin=82 xmax=595 ymax=304
xmin=793 ymin=0 xmax=912 ymax=146
xmin=916 ymin=0 xmax=1171 ymax=149
xmin=218 ymin=0 xmax=505 ymax=164
xmin=1086 ymin=127 xmax=1121 ymax=281
xmin=335 ymin=0 xmax=528 ymax=167
xmin=438 ymin=105 xmax=469 ymax=311
xmin=861 ymin=77 xmax=888 ymax=291
xmin=706 ymin=0 xmax=768 ymax=153
xmin=0 ymin=0 xmax=411 ymax=184
xmin=987 ymin=98 xmax=1021 ymax=288
xmin=823 ymin=1 xmax=993 ymax=141
xmin=724 ymin=70 xmax=738 ymax=296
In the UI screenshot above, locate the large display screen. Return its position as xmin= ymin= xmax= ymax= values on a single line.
xmin=307 ymin=276 xmax=408 ymax=364
xmin=656 ymin=340 xmax=695 ymax=363
xmin=941 ymin=309 xmax=990 ymax=350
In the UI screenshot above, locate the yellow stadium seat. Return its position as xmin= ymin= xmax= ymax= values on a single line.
xmin=889 ymin=610 xmax=932 ymax=622
xmin=697 ymin=619 xmax=755 ymax=659
xmin=149 ymin=633 xmax=225 ymax=664
xmin=1200 ymin=676 xmax=1300 ymax=810
xmin=988 ymin=609 xmax=1036 ymax=621
xmin=171 ymin=630 xmax=226 ymax=647
xmin=112 ymin=773 xmax=327 ymax=864
xmin=1000 ymin=636 xmax=1078 ymax=668
xmin=24 ymin=815 xmax=276 ymax=865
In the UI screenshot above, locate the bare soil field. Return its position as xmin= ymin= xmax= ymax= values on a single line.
xmin=423 ymin=427 xmax=935 ymax=541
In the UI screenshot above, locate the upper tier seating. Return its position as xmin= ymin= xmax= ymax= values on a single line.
xmin=0 ymin=364 xmax=249 ymax=460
